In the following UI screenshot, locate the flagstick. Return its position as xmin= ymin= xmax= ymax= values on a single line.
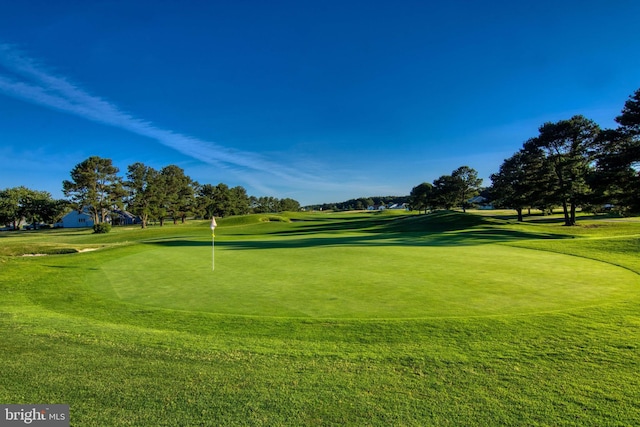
xmin=210 ymin=216 xmax=217 ymax=272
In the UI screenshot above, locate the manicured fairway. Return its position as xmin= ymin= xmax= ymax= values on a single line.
xmin=1 ymin=211 xmax=639 ymax=426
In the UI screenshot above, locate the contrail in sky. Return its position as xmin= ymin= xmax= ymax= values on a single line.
xmin=0 ymin=44 xmax=317 ymax=188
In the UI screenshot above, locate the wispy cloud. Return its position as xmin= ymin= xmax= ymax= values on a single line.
xmin=0 ymin=44 xmax=324 ymax=192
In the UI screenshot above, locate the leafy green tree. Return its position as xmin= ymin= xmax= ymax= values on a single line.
xmin=616 ymin=88 xmax=640 ymax=137
xmin=432 ymin=174 xmax=459 ymax=210
xmin=212 ymin=183 xmax=233 ymax=217
xmin=229 ymin=186 xmax=251 ymax=215
xmin=525 ymin=115 xmax=600 ymax=225
xmin=490 ymin=151 xmax=530 ymax=221
xmin=251 ymin=196 xmax=279 ymax=213
xmin=0 ymin=187 xmax=67 ymax=229
xmin=520 ymin=142 xmax=558 ymax=214
xmin=248 ymin=196 xmax=260 ymax=213
xmin=197 ymin=183 xmax=250 ymax=218
xmin=197 ymin=184 xmax=218 ymax=219
xmin=595 ymin=88 xmax=640 ymax=213
xmin=22 ymin=190 xmax=67 ymax=228
xmin=452 ymin=166 xmax=482 ymax=213
xmin=126 ymin=162 xmax=161 ymax=228
xmin=279 ymin=198 xmax=301 ymax=212
xmin=490 ymin=145 xmax=557 ymax=219
xmin=158 ymin=165 xmax=196 ymax=225
xmin=409 ymin=182 xmax=434 ymax=214
xmin=62 ymin=156 xmax=123 ymax=225
xmin=0 ymin=186 xmax=29 ymax=229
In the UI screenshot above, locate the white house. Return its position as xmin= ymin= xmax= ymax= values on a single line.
xmin=388 ymin=203 xmax=409 ymax=210
xmin=367 ymin=205 xmax=386 ymax=211
xmin=59 ymin=209 xmax=94 ymax=228
xmin=58 ymin=208 xmax=140 ymax=228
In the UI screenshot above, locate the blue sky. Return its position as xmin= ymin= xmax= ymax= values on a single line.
xmin=1 ymin=0 xmax=639 ymax=205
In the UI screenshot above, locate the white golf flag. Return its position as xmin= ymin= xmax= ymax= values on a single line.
xmin=210 ymin=216 xmax=217 ymax=271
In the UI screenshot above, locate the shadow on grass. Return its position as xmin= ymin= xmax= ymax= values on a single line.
xmin=144 ymin=226 xmax=564 ymax=251
xmin=263 ymin=211 xmax=490 ymax=237
xmin=141 ymin=212 xmax=574 ymax=251
xmin=43 ymin=265 xmax=100 ymax=270
xmin=518 ymin=213 xmax=622 ymax=225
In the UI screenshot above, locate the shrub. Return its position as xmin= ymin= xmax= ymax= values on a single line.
xmin=260 ymin=215 xmax=290 ymax=223
xmin=93 ymin=223 xmax=112 ymax=234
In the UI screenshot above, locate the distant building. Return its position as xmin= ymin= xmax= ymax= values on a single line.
xmin=367 ymin=205 xmax=386 ymax=211
xmin=468 ymin=196 xmax=493 ymax=210
xmin=58 ymin=208 xmax=140 ymax=228
xmin=59 ymin=209 xmax=94 ymax=228
xmin=388 ymin=203 xmax=409 ymax=210
xmin=111 ymin=210 xmax=140 ymax=226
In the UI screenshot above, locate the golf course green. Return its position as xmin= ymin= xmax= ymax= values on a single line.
xmin=98 ymin=236 xmax=636 ymax=318
xmin=1 ymin=210 xmax=639 ymax=425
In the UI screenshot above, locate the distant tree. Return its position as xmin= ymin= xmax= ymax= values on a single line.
xmin=214 ymin=183 xmax=235 ymax=217
xmin=0 ymin=186 xmax=68 ymax=229
xmin=0 ymin=186 xmax=28 ymax=229
xmin=176 ymin=180 xmax=198 ymax=224
xmin=252 ymin=196 xmax=279 ymax=213
xmin=125 ymin=162 xmax=161 ymax=228
xmin=409 ymin=182 xmax=434 ymax=214
xmin=62 ymin=156 xmax=123 ymax=225
xmin=432 ymin=174 xmax=459 ymax=210
xmin=158 ymin=165 xmax=196 ymax=225
xmin=229 ymin=186 xmax=251 ymax=215
xmin=248 ymin=196 xmax=259 ymax=213
xmin=197 ymin=184 xmax=218 ymax=219
xmin=519 ymin=142 xmax=558 ymax=214
xmin=525 ymin=115 xmax=600 ymax=225
xmin=451 ymin=166 xmax=482 ymax=213
xmin=595 ymin=88 xmax=640 ymax=213
xmin=279 ymin=198 xmax=301 ymax=212
xmin=22 ymin=190 xmax=67 ymax=228
xmin=490 ymin=151 xmax=530 ymax=221
xmin=202 ymin=183 xmax=247 ymax=218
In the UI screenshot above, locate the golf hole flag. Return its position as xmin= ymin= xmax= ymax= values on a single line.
xmin=210 ymin=217 xmax=217 ymax=271
xmin=210 ymin=216 xmax=217 ymax=236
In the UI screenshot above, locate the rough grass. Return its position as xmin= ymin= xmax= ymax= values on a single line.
xmin=1 ymin=211 xmax=639 ymax=426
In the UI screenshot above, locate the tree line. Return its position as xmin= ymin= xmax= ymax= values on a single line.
xmin=488 ymin=88 xmax=640 ymax=225
xmin=0 ymin=158 xmax=300 ymax=230
xmin=0 ymin=187 xmax=68 ymax=230
xmin=408 ymin=88 xmax=640 ymax=225
xmin=305 ymin=196 xmax=410 ymax=212
xmin=409 ymin=166 xmax=484 ymax=215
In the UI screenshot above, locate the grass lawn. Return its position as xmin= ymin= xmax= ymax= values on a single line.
xmin=1 ymin=210 xmax=639 ymax=425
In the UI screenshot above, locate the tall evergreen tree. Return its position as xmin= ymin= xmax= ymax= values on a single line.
xmin=126 ymin=162 xmax=161 ymax=228
xmin=490 ymin=151 xmax=529 ymax=221
xmin=409 ymin=182 xmax=434 ymax=214
xmin=525 ymin=115 xmax=600 ymax=225
xmin=608 ymin=88 xmax=640 ymax=213
xmin=451 ymin=166 xmax=482 ymax=213
xmin=62 ymin=156 xmax=123 ymax=224
xmin=158 ymin=165 xmax=195 ymax=225
xmin=432 ymin=174 xmax=459 ymax=210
